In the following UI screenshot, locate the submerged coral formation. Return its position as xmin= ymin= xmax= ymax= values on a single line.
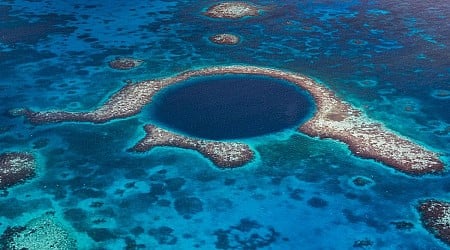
xmin=0 ymin=212 xmax=77 ymax=250
xmin=108 ymin=57 xmax=144 ymax=70
xmin=214 ymin=218 xmax=280 ymax=249
xmin=418 ymin=200 xmax=450 ymax=246
xmin=0 ymin=152 xmax=36 ymax=190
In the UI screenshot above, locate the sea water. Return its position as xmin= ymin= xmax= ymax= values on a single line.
xmin=147 ymin=75 xmax=314 ymax=140
xmin=0 ymin=0 xmax=449 ymax=249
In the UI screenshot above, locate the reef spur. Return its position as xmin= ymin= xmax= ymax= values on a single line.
xmin=12 ymin=65 xmax=444 ymax=174
xmin=131 ymin=125 xmax=254 ymax=168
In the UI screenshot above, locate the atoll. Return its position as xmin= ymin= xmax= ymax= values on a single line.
xmin=14 ymin=65 xmax=445 ymax=174
xmin=204 ymin=2 xmax=261 ymax=19
xmin=108 ymin=57 xmax=144 ymax=70
xmin=131 ymin=125 xmax=254 ymax=168
xmin=0 ymin=212 xmax=77 ymax=250
xmin=209 ymin=33 xmax=240 ymax=45
xmin=418 ymin=200 xmax=450 ymax=246
xmin=0 ymin=152 xmax=36 ymax=190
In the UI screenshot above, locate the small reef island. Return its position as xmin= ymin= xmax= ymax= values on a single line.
xmin=209 ymin=33 xmax=240 ymax=45
xmin=11 ymin=65 xmax=444 ymax=174
xmin=204 ymin=2 xmax=262 ymax=19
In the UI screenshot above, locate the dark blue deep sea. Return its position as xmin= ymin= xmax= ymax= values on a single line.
xmin=148 ymin=75 xmax=314 ymax=140
xmin=0 ymin=0 xmax=449 ymax=249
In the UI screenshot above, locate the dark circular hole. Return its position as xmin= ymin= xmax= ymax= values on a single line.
xmin=147 ymin=74 xmax=315 ymax=140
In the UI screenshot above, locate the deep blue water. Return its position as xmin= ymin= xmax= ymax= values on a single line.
xmin=0 ymin=0 xmax=449 ymax=249
xmin=149 ymin=75 xmax=314 ymax=140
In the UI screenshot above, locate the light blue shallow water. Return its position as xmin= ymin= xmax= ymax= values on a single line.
xmin=0 ymin=0 xmax=449 ymax=249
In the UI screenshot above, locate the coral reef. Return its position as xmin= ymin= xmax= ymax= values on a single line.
xmin=418 ymin=200 xmax=450 ymax=246
xmin=15 ymin=65 xmax=444 ymax=173
xmin=214 ymin=218 xmax=280 ymax=249
xmin=0 ymin=152 xmax=36 ymax=190
xmin=131 ymin=125 xmax=254 ymax=168
xmin=209 ymin=33 xmax=240 ymax=45
xmin=108 ymin=57 xmax=144 ymax=70
xmin=204 ymin=2 xmax=261 ymax=19
xmin=0 ymin=212 xmax=77 ymax=250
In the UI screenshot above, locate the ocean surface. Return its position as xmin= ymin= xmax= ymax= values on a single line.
xmin=0 ymin=0 xmax=449 ymax=249
xmin=147 ymin=75 xmax=314 ymax=140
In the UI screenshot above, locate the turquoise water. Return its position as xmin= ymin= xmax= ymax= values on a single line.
xmin=0 ymin=0 xmax=449 ymax=249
